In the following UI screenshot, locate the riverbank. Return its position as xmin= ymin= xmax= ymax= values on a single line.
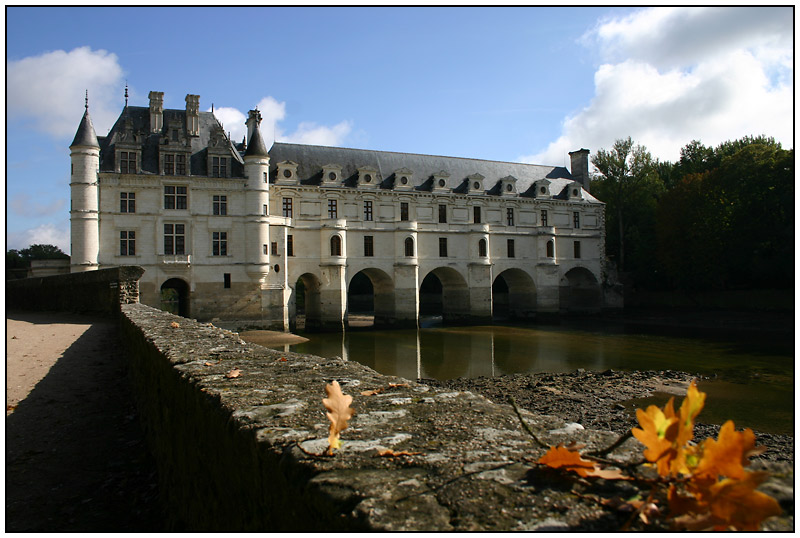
xmin=421 ymin=369 xmax=794 ymax=463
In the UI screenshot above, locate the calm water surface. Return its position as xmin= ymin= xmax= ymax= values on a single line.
xmin=268 ymin=320 xmax=794 ymax=435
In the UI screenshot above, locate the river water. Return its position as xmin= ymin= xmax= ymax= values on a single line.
xmin=267 ymin=319 xmax=794 ymax=435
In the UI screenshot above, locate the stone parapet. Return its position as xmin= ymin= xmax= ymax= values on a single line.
xmin=120 ymin=303 xmax=642 ymax=531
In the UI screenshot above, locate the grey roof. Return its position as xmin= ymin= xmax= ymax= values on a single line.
xmin=268 ymin=142 xmax=600 ymax=202
xmin=70 ymin=108 xmax=99 ymax=148
xmin=97 ymin=106 xmax=244 ymax=177
xmin=244 ymin=125 xmax=268 ymax=157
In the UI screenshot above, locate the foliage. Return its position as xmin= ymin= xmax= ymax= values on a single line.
xmin=322 ymin=380 xmax=355 ymax=455
xmin=6 ymin=244 xmax=69 ymax=279
xmin=535 ymin=381 xmax=781 ymax=530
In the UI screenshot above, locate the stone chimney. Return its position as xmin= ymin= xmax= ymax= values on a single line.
xmin=246 ymin=109 xmax=262 ymax=143
xmin=148 ymin=91 xmax=164 ymax=134
xmin=569 ymin=148 xmax=591 ymax=193
xmin=185 ymin=94 xmax=200 ymax=136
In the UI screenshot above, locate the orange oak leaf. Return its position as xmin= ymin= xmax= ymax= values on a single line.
xmin=322 ymin=380 xmax=355 ymax=455
xmin=376 ymin=448 xmax=422 ymax=457
xmin=170 ymin=321 xmax=180 ymax=328
xmin=631 ymin=403 xmax=680 ymax=475
xmin=706 ymin=470 xmax=782 ymax=531
xmin=360 ymin=388 xmax=384 ymax=396
xmin=676 ymin=380 xmax=705 ymax=445
xmin=224 ymin=368 xmax=241 ymax=378
xmin=538 ymin=445 xmax=626 ymax=479
xmin=693 ymin=420 xmax=760 ymax=480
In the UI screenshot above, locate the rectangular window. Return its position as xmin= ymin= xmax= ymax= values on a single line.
xmin=212 ymin=195 xmax=227 ymax=216
xmin=287 ymin=235 xmax=294 ymax=256
xmin=175 ymin=154 xmax=186 ymax=175
xmin=400 ymin=202 xmax=409 ymax=222
xmin=507 ymin=239 xmax=515 ymax=258
xmin=271 ymin=242 xmax=279 ymax=256
xmin=364 ymin=200 xmax=373 ymax=221
xmin=573 ymin=211 xmax=580 ymax=229
xmin=120 ymin=231 xmax=135 ymax=256
xmin=164 ymin=154 xmax=175 ymax=175
xmin=223 ymin=273 xmax=231 ymax=289
xmin=364 ymin=235 xmax=374 ymax=257
xmin=439 ymin=237 xmax=448 ymax=257
xmin=263 ymin=244 xmax=268 ymax=255
xmin=164 ymin=224 xmax=185 ymax=255
xmin=164 ymin=186 xmax=187 ymax=210
xmin=211 ymin=157 xmax=227 ymax=178
xmin=438 ymin=204 xmax=447 ymax=223
xmin=120 ymin=192 xmax=135 ymax=213
xmin=212 ymin=231 xmax=227 ymax=256
xmin=473 ymin=206 xmax=481 ymax=224
xmin=541 ymin=210 xmax=548 ymax=226
xmin=507 ymin=208 xmax=515 ymax=226
xmin=328 ymin=199 xmax=338 ymax=219
xmin=574 ymin=241 xmax=581 ymax=259
xmin=282 ymin=198 xmax=293 ymax=218
xmin=263 ymin=204 xmax=268 ymax=216
xmin=120 ymin=151 xmax=136 ymax=174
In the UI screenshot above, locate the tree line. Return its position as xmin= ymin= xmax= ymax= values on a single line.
xmin=6 ymin=244 xmax=69 ymax=279
xmin=591 ymin=135 xmax=793 ymax=292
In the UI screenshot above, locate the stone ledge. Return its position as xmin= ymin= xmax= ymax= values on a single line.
xmin=121 ymin=303 xmax=648 ymax=531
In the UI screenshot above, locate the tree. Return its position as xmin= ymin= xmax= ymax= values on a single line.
xmin=19 ymin=244 xmax=69 ymax=260
xmin=591 ymin=137 xmax=663 ymax=275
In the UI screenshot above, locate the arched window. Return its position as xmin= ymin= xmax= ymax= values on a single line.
xmin=478 ymin=238 xmax=487 ymax=257
xmin=330 ymin=235 xmax=342 ymax=256
xmin=404 ymin=237 xmax=414 ymax=257
xmin=546 ymin=240 xmax=554 ymax=258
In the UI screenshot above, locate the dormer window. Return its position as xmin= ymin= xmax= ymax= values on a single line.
xmin=499 ymin=175 xmax=517 ymax=197
xmin=433 ymin=170 xmax=450 ymax=192
xmin=322 ymin=164 xmax=343 ymax=187
xmin=120 ymin=151 xmax=137 ymax=174
xmin=534 ymin=179 xmax=552 ymax=199
xmin=211 ymin=157 xmax=228 ymax=178
xmin=164 ymin=153 xmax=187 ymax=175
xmin=567 ymin=181 xmax=584 ymax=200
xmin=276 ymin=160 xmax=299 ymax=185
xmin=394 ymin=168 xmax=414 ymax=190
xmin=467 ymin=173 xmax=485 ymax=194
xmin=357 ymin=166 xmax=379 ymax=189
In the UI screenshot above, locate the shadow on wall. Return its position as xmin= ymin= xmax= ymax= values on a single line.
xmin=5 ymin=313 xmax=165 ymax=532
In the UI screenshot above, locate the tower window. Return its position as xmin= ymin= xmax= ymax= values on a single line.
xmin=271 ymin=242 xmax=279 ymax=256
xmin=164 ymin=186 xmax=187 ymax=210
xmin=364 ymin=236 xmax=374 ymax=257
xmin=282 ymin=198 xmax=293 ymax=218
xmin=330 ymin=235 xmax=342 ymax=256
xmin=478 ymin=238 xmax=487 ymax=257
xmin=507 ymin=239 xmax=515 ymax=258
xmin=287 ymin=235 xmax=294 ymax=256
xmin=120 ymin=192 xmax=135 ymax=213
xmin=506 ymin=208 xmax=514 ymax=226
xmin=439 ymin=237 xmax=448 ymax=257
xmin=212 ymin=231 xmax=227 ymax=256
xmin=473 ymin=206 xmax=481 ymax=224
xmin=120 ymin=231 xmax=135 ymax=256
xmin=541 ymin=210 xmax=548 ymax=226
xmin=120 ymin=151 xmax=137 ymax=174
xmin=364 ymin=200 xmax=373 ymax=221
xmin=574 ymin=241 xmax=581 ymax=259
xmin=438 ymin=204 xmax=447 ymax=223
xmin=404 ymin=237 xmax=414 ymax=257
xmin=573 ymin=211 xmax=580 ymax=229
xmin=212 ymin=195 xmax=227 ymax=216
xmin=328 ymin=199 xmax=338 ymax=219
xmin=400 ymin=202 xmax=409 ymax=222
xmin=164 ymin=224 xmax=185 ymax=255
xmin=546 ymin=240 xmax=554 ymax=258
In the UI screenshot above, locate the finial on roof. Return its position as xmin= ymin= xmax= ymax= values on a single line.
xmin=212 ymin=103 xmax=214 ymax=113
xmin=124 ymin=83 xmax=129 ymax=107
xmin=85 ymin=89 xmax=89 ymax=110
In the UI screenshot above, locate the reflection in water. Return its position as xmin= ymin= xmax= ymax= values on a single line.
xmin=260 ymin=322 xmax=793 ymax=434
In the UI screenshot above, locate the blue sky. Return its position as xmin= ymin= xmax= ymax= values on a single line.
xmin=5 ymin=6 xmax=793 ymax=253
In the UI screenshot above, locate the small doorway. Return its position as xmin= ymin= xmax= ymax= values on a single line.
xmin=161 ymin=278 xmax=190 ymax=317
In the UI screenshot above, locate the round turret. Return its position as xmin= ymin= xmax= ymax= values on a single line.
xmin=69 ymin=95 xmax=100 ymax=272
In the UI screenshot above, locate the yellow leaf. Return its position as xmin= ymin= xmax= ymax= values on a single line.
xmin=322 ymin=380 xmax=355 ymax=455
xmin=676 ymin=380 xmax=705 ymax=445
xmin=694 ymin=421 xmax=759 ymax=480
xmin=376 ymin=448 xmax=422 ymax=457
xmin=631 ymin=403 xmax=679 ymax=475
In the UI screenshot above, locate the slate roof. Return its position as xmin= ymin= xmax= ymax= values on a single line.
xmin=268 ymin=142 xmax=600 ymax=202
xmin=70 ymin=108 xmax=99 ymax=148
xmin=97 ymin=106 xmax=244 ymax=177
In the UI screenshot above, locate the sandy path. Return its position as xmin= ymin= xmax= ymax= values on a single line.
xmin=7 ymin=313 xmax=94 ymax=413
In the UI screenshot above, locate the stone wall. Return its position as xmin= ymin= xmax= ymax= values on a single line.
xmin=120 ymin=302 xmax=640 ymax=531
xmin=6 ymin=266 xmax=144 ymax=314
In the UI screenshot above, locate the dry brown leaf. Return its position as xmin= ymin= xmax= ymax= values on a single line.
xmin=322 ymin=380 xmax=355 ymax=455
xmin=388 ymin=383 xmax=410 ymax=388
xmin=225 ymin=368 xmax=241 ymax=379
xmin=376 ymin=448 xmax=423 ymax=457
xmin=360 ymin=388 xmax=384 ymax=396
xmin=170 ymin=321 xmax=180 ymax=328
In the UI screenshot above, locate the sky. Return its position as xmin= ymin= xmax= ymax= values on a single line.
xmin=5 ymin=5 xmax=794 ymax=254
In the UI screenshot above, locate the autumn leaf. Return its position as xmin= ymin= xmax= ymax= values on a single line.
xmin=322 ymin=380 xmax=355 ymax=455
xmin=388 ymin=383 xmax=410 ymax=388
xmin=360 ymin=388 xmax=384 ymax=396
xmin=631 ymin=403 xmax=680 ymax=475
xmin=538 ymin=445 xmax=626 ymax=479
xmin=225 ymin=368 xmax=241 ymax=378
xmin=170 ymin=321 xmax=180 ymax=328
xmin=693 ymin=420 xmax=760 ymax=480
xmin=676 ymin=380 xmax=705 ymax=445
xmin=706 ymin=470 xmax=782 ymax=530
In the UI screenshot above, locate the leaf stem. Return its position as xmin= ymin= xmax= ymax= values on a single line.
xmin=508 ymin=397 xmax=549 ymax=449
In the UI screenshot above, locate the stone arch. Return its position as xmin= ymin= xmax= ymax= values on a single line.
xmin=493 ymin=268 xmax=537 ymax=320
xmin=559 ymin=266 xmax=602 ymax=313
xmin=161 ymin=277 xmax=190 ymax=318
xmin=347 ymin=268 xmax=395 ymax=328
xmin=420 ymin=267 xmax=470 ymax=324
xmin=293 ymin=273 xmax=323 ymax=331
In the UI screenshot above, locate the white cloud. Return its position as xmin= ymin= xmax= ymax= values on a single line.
xmin=7 ymin=46 xmax=124 ymax=138
xmin=8 ymin=223 xmax=71 ymax=254
xmin=10 ymin=194 xmax=66 ymax=218
xmin=523 ymin=7 xmax=793 ymax=166
xmin=210 ymin=96 xmax=350 ymax=149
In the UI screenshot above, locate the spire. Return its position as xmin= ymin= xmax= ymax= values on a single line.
xmin=244 ymin=123 xmax=268 ymax=157
xmin=71 ymin=90 xmax=99 ymax=148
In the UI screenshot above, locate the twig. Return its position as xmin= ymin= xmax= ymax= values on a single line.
xmin=509 ymin=397 xmax=549 ymax=449
xmin=587 ymin=430 xmax=634 ymax=457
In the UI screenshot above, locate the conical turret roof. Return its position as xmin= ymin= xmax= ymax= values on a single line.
xmin=71 ymin=106 xmax=99 ymax=148
xmin=244 ymin=125 xmax=268 ymax=157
